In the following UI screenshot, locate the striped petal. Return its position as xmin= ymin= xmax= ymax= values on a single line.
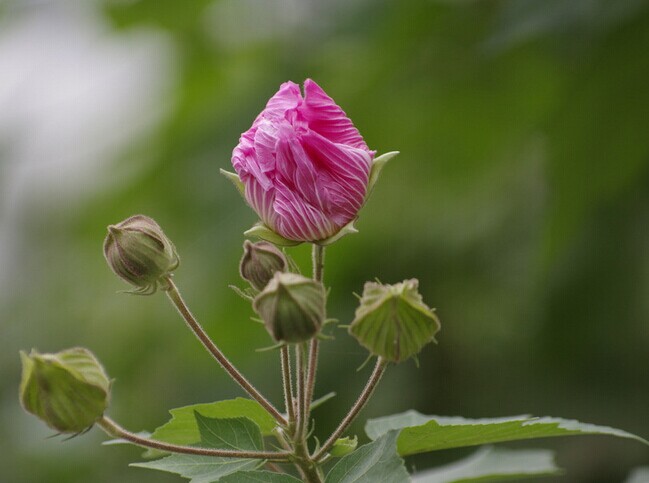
xmin=301 ymin=79 xmax=370 ymax=151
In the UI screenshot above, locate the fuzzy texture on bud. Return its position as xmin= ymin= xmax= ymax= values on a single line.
xmin=349 ymin=279 xmax=440 ymax=363
xmin=253 ymin=272 xmax=325 ymax=343
xmin=231 ymin=79 xmax=375 ymax=242
xmin=103 ymin=215 xmax=179 ymax=294
xmin=240 ymin=240 xmax=288 ymax=291
xmin=19 ymin=348 xmax=111 ymax=433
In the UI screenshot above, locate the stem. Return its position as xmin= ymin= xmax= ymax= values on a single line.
xmin=98 ymin=416 xmax=290 ymax=461
xmin=163 ymin=276 xmax=286 ymax=426
xmin=280 ymin=345 xmax=295 ymax=423
xmin=304 ymin=339 xmax=319 ymax=424
xmin=312 ymin=244 xmax=325 ymax=282
xmin=294 ymin=342 xmax=308 ymax=440
xmin=313 ymin=358 xmax=388 ymax=461
xmin=304 ymin=244 xmax=325 ymax=429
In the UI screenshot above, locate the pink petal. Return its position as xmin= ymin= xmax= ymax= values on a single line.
xmin=244 ymin=176 xmax=277 ymax=229
xmin=274 ymin=179 xmax=335 ymax=241
xmin=259 ymin=81 xmax=302 ymax=122
xmin=301 ymin=79 xmax=369 ymax=151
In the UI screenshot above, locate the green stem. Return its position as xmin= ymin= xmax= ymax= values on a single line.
xmin=305 ymin=244 xmax=325 ymax=427
xmin=98 ymin=416 xmax=290 ymax=461
xmin=294 ymin=342 xmax=308 ymax=440
xmin=280 ymin=345 xmax=295 ymax=424
xmin=313 ymin=357 xmax=388 ymax=461
xmin=163 ymin=276 xmax=286 ymax=426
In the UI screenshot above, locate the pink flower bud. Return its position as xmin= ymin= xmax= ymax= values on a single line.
xmin=231 ymin=79 xmax=375 ymax=243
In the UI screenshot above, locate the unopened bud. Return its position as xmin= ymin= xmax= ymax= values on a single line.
xmin=253 ymin=272 xmax=325 ymax=343
xmin=330 ymin=436 xmax=358 ymax=457
xmin=349 ymin=279 xmax=440 ymax=363
xmin=103 ymin=215 xmax=179 ymax=294
xmin=19 ymin=348 xmax=111 ymax=433
xmin=240 ymin=240 xmax=288 ymax=291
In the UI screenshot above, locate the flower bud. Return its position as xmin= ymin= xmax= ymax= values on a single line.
xmin=253 ymin=272 xmax=325 ymax=343
xmin=349 ymin=279 xmax=440 ymax=363
xmin=19 ymin=348 xmax=111 ymax=433
xmin=103 ymin=215 xmax=179 ymax=294
xmin=240 ymin=240 xmax=288 ymax=291
xmin=330 ymin=436 xmax=358 ymax=457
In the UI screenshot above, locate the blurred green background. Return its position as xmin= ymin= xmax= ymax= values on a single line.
xmin=2 ymin=0 xmax=649 ymax=481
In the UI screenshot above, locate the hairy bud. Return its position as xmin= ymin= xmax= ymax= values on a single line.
xmin=19 ymin=348 xmax=111 ymax=433
xmin=349 ymin=279 xmax=440 ymax=362
xmin=253 ymin=272 xmax=325 ymax=343
xmin=103 ymin=215 xmax=179 ymax=294
xmin=240 ymin=240 xmax=288 ymax=291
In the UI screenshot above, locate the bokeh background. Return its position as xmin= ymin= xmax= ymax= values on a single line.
xmin=2 ymin=0 xmax=649 ymax=482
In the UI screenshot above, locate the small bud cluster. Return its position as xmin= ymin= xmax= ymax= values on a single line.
xmin=239 ymin=240 xmax=325 ymax=344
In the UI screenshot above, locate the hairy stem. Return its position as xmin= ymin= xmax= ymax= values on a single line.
xmin=304 ymin=244 xmax=325 ymax=428
xmin=294 ymin=342 xmax=308 ymax=440
xmin=98 ymin=416 xmax=290 ymax=461
xmin=280 ymin=345 xmax=295 ymax=424
xmin=164 ymin=276 xmax=286 ymax=426
xmin=313 ymin=358 xmax=388 ymax=461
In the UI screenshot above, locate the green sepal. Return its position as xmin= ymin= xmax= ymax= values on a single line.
xmin=245 ymin=223 xmax=302 ymax=247
xmin=220 ymin=169 xmax=246 ymax=199
xmin=310 ymin=392 xmax=336 ymax=411
xmin=367 ymin=151 xmax=399 ymax=197
xmin=316 ymin=220 xmax=359 ymax=246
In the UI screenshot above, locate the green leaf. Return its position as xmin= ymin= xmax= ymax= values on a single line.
xmin=150 ymin=398 xmax=277 ymax=447
xmin=194 ymin=413 xmax=263 ymax=451
xmin=626 ymin=467 xmax=649 ymax=483
xmin=410 ymin=446 xmax=562 ymax=482
xmin=220 ymin=471 xmax=303 ymax=482
xmin=365 ymin=410 xmax=648 ymax=456
xmin=132 ymin=414 xmax=265 ymax=482
xmin=325 ymin=431 xmax=410 ymax=483
xmin=131 ymin=454 xmax=261 ymax=483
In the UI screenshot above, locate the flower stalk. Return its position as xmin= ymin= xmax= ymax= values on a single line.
xmin=163 ymin=276 xmax=286 ymax=426
xmin=314 ymin=357 xmax=388 ymax=461
xmin=97 ymin=416 xmax=290 ymax=461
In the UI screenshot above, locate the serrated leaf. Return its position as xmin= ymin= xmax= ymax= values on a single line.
xmin=132 ymin=414 xmax=265 ymax=482
xmin=325 ymin=431 xmax=410 ymax=483
xmin=365 ymin=410 xmax=648 ymax=456
xmin=195 ymin=413 xmax=262 ymax=451
xmin=220 ymin=471 xmax=302 ymax=482
xmin=131 ymin=454 xmax=261 ymax=483
xmin=410 ymin=446 xmax=562 ymax=482
xmin=149 ymin=398 xmax=277 ymax=448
